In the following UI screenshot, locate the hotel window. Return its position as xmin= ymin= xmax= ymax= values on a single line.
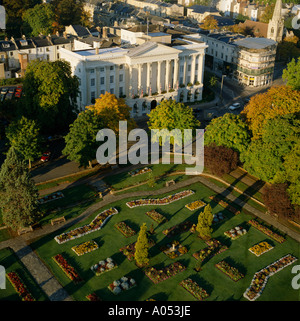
xmin=180 ymin=65 xmax=184 ymax=73
xmin=100 ymin=67 xmax=104 ymax=72
xmin=100 ymin=90 xmax=105 ymax=95
xmin=110 ymin=66 xmax=114 ymax=71
xmin=119 ymin=74 xmax=123 ymax=82
xmin=91 ymin=78 xmax=95 ymax=86
xmin=100 ymin=77 xmax=105 ymax=85
xmin=119 ymin=87 xmax=123 ymax=96
xmin=110 ymin=88 xmax=114 ymax=94
xmin=91 ymin=91 xmax=95 ymax=100
xmin=110 ymin=75 xmax=114 ymax=83
xmin=187 ymin=65 xmax=191 ymax=72
xmin=90 ymin=69 xmax=95 ymax=74
xmin=119 ymin=64 xmax=123 ymax=69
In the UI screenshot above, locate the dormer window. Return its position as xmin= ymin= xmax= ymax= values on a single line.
xmin=20 ymin=40 xmax=28 ymax=46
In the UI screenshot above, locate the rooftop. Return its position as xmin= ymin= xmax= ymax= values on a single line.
xmin=233 ymin=37 xmax=277 ymax=49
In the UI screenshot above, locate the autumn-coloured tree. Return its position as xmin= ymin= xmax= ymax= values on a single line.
xmin=134 ymin=223 xmax=149 ymax=267
xmin=201 ymin=16 xmax=219 ymax=30
xmin=241 ymin=86 xmax=300 ymax=139
xmin=87 ymin=92 xmax=136 ymax=134
xmin=204 ymin=145 xmax=239 ymax=177
xmin=196 ymin=204 xmax=213 ymax=240
xmin=263 ymin=183 xmax=295 ymax=220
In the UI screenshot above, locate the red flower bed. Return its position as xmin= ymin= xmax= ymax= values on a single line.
xmin=114 ymin=221 xmax=136 ymax=237
xmin=6 ymin=271 xmax=35 ymax=301
xmin=86 ymin=293 xmax=102 ymax=301
xmin=145 ymin=262 xmax=186 ymax=284
xmin=53 ymin=254 xmax=83 ymax=284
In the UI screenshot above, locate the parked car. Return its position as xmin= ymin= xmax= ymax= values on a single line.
xmin=5 ymin=92 xmax=13 ymax=100
xmin=15 ymin=86 xmax=22 ymax=98
xmin=229 ymin=103 xmax=241 ymax=111
xmin=8 ymin=87 xmax=15 ymax=94
xmin=40 ymin=151 xmax=51 ymax=162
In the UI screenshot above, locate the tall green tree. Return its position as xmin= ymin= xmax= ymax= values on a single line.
xmin=148 ymin=99 xmax=200 ymax=147
xmin=63 ymin=109 xmax=102 ymax=168
xmin=22 ymin=59 xmax=79 ymax=134
xmin=204 ymin=113 xmax=251 ymax=154
xmin=6 ymin=116 xmax=42 ymax=168
xmin=23 ymin=3 xmax=55 ymax=36
xmin=282 ymin=58 xmax=300 ymax=91
xmin=196 ymin=204 xmax=213 ymax=240
xmin=134 ymin=223 xmax=149 ymax=267
xmin=241 ymin=115 xmax=299 ymax=183
xmin=0 ymin=147 xmax=40 ymax=230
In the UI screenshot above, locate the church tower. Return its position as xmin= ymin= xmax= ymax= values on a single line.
xmin=267 ymin=0 xmax=284 ymax=42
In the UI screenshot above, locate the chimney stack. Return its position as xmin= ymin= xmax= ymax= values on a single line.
xmin=93 ymin=41 xmax=101 ymax=55
xmin=102 ymin=27 xmax=108 ymax=39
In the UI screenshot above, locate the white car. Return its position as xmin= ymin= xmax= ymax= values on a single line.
xmin=229 ymin=103 xmax=241 ymax=111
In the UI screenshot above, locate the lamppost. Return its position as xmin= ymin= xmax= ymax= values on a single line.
xmin=220 ymin=74 xmax=226 ymax=101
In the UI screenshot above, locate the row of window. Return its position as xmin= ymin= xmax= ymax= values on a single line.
xmin=90 ymin=87 xmax=124 ymax=100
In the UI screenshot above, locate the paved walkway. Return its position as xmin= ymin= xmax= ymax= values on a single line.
xmin=1 ymin=174 xmax=299 ymax=301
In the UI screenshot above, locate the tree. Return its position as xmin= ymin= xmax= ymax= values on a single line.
xmin=63 ymin=109 xmax=102 ymax=168
xmin=204 ymin=113 xmax=251 ymax=154
xmin=134 ymin=223 xmax=149 ymax=267
xmin=22 ymin=59 xmax=79 ymax=134
xmin=0 ymin=147 xmax=40 ymax=230
xmin=283 ymin=138 xmax=300 ymax=206
xmin=241 ymin=86 xmax=300 ymax=139
xmin=282 ymin=58 xmax=300 ymax=90
xmin=147 ymin=99 xmax=200 ymax=147
xmin=23 ymin=3 xmax=55 ymax=36
xmin=6 ymin=116 xmax=42 ymax=168
xmin=51 ymin=0 xmax=84 ymax=27
xmin=259 ymin=3 xmax=274 ymax=23
xmin=241 ymin=115 xmax=299 ymax=183
xmin=201 ymin=16 xmax=218 ymax=30
xmin=196 ymin=204 xmax=213 ymax=240
xmin=87 ymin=92 xmax=136 ymax=134
xmin=204 ymin=145 xmax=239 ymax=177
xmin=263 ymin=183 xmax=295 ymax=220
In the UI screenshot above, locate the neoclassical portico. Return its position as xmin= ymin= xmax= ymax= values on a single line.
xmin=59 ymin=37 xmax=208 ymax=117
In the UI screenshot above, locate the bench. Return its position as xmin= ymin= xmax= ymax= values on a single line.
xmin=166 ymin=179 xmax=176 ymax=187
xmin=51 ymin=216 xmax=66 ymax=226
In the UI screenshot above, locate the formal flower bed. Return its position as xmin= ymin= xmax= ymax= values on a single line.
xmin=160 ymin=240 xmax=188 ymax=259
xmin=209 ymin=195 xmax=240 ymax=215
xmin=145 ymin=262 xmax=186 ymax=284
xmin=248 ymin=219 xmax=286 ymax=243
xmin=185 ymin=200 xmax=206 ymax=211
xmin=54 ymin=207 xmax=118 ymax=244
xmin=162 ymin=221 xmax=193 ymax=237
xmin=108 ymin=276 xmax=136 ymax=295
xmin=86 ymin=293 xmax=101 ymax=301
xmin=193 ymin=239 xmax=228 ymax=262
xmin=114 ymin=221 xmax=136 ymax=238
xmin=120 ymin=239 xmax=155 ymax=261
xmin=6 ymin=271 xmax=35 ymax=301
xmin=243 ymin=254 xmax=297 ymax=301
xmin=71 ymin=240 xmax=99 ymax=256
xmin=91 ymin=257 xmax=118 ymax=276
xmin=249 ymin=241 xmax=273 ymax=257
xmin=145 ymin=210 xmax=167 ymax=224
xmin=129 ymin=167 xmax=152 ymax=177
xmin=215 ymin=260 xmax=244 ymax=282
xmin=38 ymin=191 xmax=64 ymax=204
xmin=224 ymin=226 xmax=247 ymax=240
xmin=52 ymin=254 xmax=82 ymax=283
xmin=179 ymin=278 xmax=209 ymax=301
xmin=126 ymin=190 xmax=194 ymax=208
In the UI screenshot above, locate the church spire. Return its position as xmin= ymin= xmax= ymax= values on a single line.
xmin=267 ymin=0 xmax=284 ymax=43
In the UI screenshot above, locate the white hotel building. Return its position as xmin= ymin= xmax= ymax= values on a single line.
xmin=59 ymin=37 xmax=207 ymax=117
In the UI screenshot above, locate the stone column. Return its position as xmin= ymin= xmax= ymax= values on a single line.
xmin=138 ymin=63 xmax=142 ymax=91
xmin=115 ymin=65 xmax=120 ymax=97
xmin=165 ymin=60 xmax=170 ymax=92
xmin=146 ymin=62 xmax=151 ymax=94
xmin=191 ymin=55 xmax=196 ymax=85
xmin=173 ymin=58 xmax=179 ymax=89
xmin=198 ymin=54 xmax=205 ymax=85
xmin=183 ymin=56 xmax=187 ymax=86
xmin=157 ymin=61 xmax=161 ymax=93
xmin=128 ymin=65 xmax=133 ymax=97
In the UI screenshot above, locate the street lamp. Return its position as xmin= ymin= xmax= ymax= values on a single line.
xmin=220 ymin=74 xmax=226 ymax=101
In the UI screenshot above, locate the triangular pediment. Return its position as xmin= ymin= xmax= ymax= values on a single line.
xmin=127 ymin=41 xmax=181 ymax=58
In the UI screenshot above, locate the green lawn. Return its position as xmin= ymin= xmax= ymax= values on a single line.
xmin=0 ymin=247 xmax=48 ymax=301
xmin=29 ymin=182 xmax=300 ymax=301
